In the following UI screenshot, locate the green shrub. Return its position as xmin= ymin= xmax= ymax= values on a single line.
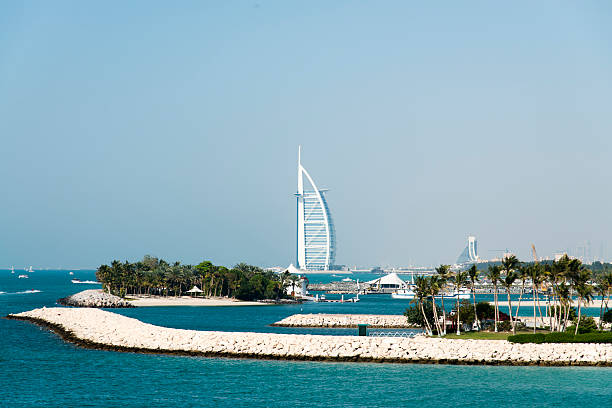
xmin=476 ymin=302 xmax=495 ymax=320
xmin=566 ymin=318 xmax=598 ymax=334
xmin=570 ymin=332 xmax=612 ymax=343
xmin=508 ymin=333 xmax=545 ymax=344
xmin=509 ymin=331 xmax=612 ymax=344
xmin=497 ymin=321 xmax=512 ymax=332
xmin=404 ymin=300 xmax=442 ymax=330
xmin=603 ymin=309 xmax=612 ymax=324
xmin=514 ymin=322 xmax=527 ymax=331
xmin=457 ymin=300 xmax=476 ymax=324
xmin=569 ymin=316 xmax=598 ymax=333
xmin=544 ymin=332 xmax=576 ymax=343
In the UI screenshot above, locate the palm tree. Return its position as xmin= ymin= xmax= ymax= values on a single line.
xmin=467 ymin=265 xmax=480 ymax=330
xmin=486 ymin=265 xmax=501 ymax=332
xmin=413 ymin=276 xmax=433 ymax=336
xmin=514 ymin=264 xmax=529 ymax=327
xmin=547 ymin=258 xmax=566 ymax=332
xmin=595 ymin=277 xmax=607 ymax=331
xmin=288 ymin=274 xmax=300 ymax=297
xmin=574 ymin=269 xmax=593 ymax=335
xmin=500 ymin=255 xmax=520 ymax=332
xmin=452 ymin=271 xmax=469 ymax=335
xmin=501 ymin=271 xmax=518 ymax=333
xmin=604 ymin=271 xmax=612 ymax=313
xmin=557 ymin=283 xmax=571 ymax=331
xmin=528 ymin=264 xmax=545 ymax=333
xmin=428 ymin=276 xmax=443 ymax=336
xmin=435 ymin=265 xmax=451 ymax=335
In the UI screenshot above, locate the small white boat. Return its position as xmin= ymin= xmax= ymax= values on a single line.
xmin=436 ymin=289 xmax=471 ymax=300
xmin=71 ymin=279 xmax=100 ymax=284
xmin=18 ymin=274 xmax=29 ymax=279
xmin=341 ymin=277 xmax=354 ymax=282
xmin=391 ymin=288 xmax=416 ymax=299
xmin=69 ymin=271 xmax=74 ymax=276
xmin=10 ymin=266 xmax=15 ymax=274
xmin=28 ymin=266 xmax=34 ymax=273
xmin=453 ymin=289 xmax=471 ymax=300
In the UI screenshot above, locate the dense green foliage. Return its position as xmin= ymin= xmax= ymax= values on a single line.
xmin=457 ymin=300 xmax=476 ymax=324
xmin=476 ymin=301 xmax=495 ymax=320
xmin=457 ymin=300 xmax=497 ymax=324
xmin=508 ymin=333 xmax=546 ymax=344
xmin=588 ymin=261 xmax=612 ymax=279
xmin=603 ymin=309 xmax=612 ymax=324
xmin=508 ymin=331 xmax=612 ymax=344
xmin=404 ymin=300 xmax=441 ymax=330
xmin=96 ymin=255 xmax=297 ymax=301
xmin=566 ymin=316 xmax=598 ymax=334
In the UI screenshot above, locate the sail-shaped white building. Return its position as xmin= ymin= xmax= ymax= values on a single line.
xmin=295 ymin=147 xmax=336 ymax=270
xmin=457 ymin=236 xmax=479 ymax=264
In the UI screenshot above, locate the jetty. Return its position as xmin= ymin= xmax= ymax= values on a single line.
xmin=7 ymin=308 xmax=612 ymax=366
xmin=272 ymin=314 xmax=414 ymax=328
xmin=58 ymin=289 xmax=134 ymax=308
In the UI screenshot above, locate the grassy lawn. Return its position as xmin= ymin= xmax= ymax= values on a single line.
xmin=443 ymin=330 xmax=548 ymax=340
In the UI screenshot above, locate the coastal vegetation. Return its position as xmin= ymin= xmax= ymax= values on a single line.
xmin=444 ymin=331 xmax=532 ymax=340
xmin=406 ymin=255 xmax=612 ymax=336
xmin=404 ymin=299 xmax=441 ymax=333
xmin=96 ymin=255 xmax=297 ymax=301
xmin=508 ymin=331 xmax=612 ymax=344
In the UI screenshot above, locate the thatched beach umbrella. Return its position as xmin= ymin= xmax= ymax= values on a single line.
xmin=186 ymin=286 xmax=204 ymax=298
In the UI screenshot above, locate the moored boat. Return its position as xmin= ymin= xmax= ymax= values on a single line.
xmin=391 ymin=288 xmax=416 ymax=299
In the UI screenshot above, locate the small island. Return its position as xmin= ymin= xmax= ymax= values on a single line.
xmin=61 ymin=256 xmax=300 ymax=308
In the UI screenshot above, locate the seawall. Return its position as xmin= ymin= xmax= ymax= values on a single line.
xmin=271 ymin=313 xmax=414 ymax=328
xmin=7 ymin=308 xmax=612 ymax=366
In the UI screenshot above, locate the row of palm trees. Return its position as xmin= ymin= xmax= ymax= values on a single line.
xmin=96 ymin=256 xmax=299 ymax=301
xmin=411 ymin=255 xmax=612 ymax=336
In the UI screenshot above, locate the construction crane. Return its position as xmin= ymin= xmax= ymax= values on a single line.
xmin=531 ymin=244 xmax=539 ymax=263
xmin=532 ymin=244 xmax=548 ymax=292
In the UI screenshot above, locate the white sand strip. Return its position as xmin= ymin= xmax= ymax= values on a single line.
xmin=127 ymin=296 xmax=266 ymax=307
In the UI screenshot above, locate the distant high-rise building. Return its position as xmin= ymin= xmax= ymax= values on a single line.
xmin=295 ymin=147 xmax=336 ymax=270
xmin=457 ymin=236 xmax=479 ymax=264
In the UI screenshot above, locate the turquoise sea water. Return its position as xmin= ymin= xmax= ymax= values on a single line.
xmin=2 ymin=270 xmax=611 ymax=407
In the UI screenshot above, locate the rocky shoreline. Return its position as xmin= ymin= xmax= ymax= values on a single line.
xmin=7 ymin=308 xmax=612 ymax=366
xmin=272 ymin=313 xmax=415 ymax=328
xmin=58 ymin=289 xmax=134 ymax=308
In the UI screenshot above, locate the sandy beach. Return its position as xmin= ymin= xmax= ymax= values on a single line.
xmin=127 ymin=296 xmax=267 ymax=307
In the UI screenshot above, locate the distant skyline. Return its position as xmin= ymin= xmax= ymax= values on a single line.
xmin=1 ymin=1 xmax=612 ymax=268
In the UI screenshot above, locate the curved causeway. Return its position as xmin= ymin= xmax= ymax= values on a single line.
xmin=7 ymin=308 xmax=612 ymax=366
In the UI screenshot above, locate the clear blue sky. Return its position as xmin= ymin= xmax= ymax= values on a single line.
xmin=1 ymin=1 xmax=611 ymax=268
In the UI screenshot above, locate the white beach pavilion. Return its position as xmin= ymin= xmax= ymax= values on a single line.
xmin=366 ymin=273 xmax=408 ymax=291
xmin=186 ymin=286 xmax=204 ymax=297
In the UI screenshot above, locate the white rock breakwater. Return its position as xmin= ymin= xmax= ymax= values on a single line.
xmin=272 ymin=313 xmax=414 ymax=328
xmin=7 ymin=308 xmax=612 ymax=366
xmin=58 ymin=289 xmax=134 ymax=308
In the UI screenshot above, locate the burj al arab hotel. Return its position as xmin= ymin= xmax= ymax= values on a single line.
xmin=295 ymin=147 xmax=336 ymax=271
